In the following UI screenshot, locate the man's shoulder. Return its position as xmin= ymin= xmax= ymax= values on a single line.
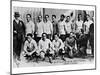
xmin=24 ymin=40 xmax=28 ymax=44
xmin=31 ymin=39 xmax=36 ymax=43
xmin=30 ymin=21 xmax=34 ymax=24
xmin=46 ymin=39 xmax=51 ymax=41
xmin=58 ymin=38 xmax=63 ymax=42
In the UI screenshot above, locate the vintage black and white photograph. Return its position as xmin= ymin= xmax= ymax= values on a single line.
xmin=11 ymin=0 xmax=96 ymax=74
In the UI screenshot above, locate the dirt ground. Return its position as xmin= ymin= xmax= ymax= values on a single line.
xmin=13 ymin=54 xmax=94 ymax=68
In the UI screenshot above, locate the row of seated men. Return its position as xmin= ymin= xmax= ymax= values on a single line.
xmin=13 ymin=12 xmax=94 ymax=63
xmin=22 ymin=29 xmax=93 ymax=63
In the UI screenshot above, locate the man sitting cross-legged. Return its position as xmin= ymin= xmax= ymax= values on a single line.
xmin=23 ymin=33 xmax=39 ymax=62
xmin=38 ymin=33 xmax=54 ymax=63
xmin=52 ymin=33 xmax=65 ymax=61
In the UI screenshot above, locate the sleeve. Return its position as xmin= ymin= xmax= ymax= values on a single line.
xmin=38 ymin=40 xmax=42 ymax=51
xmin=65 ymin=38 xmax=69 ymax=47
xmin=13 ymin=20 xmax=16 ymax=34
xmin=33 ymin=40 xmax=37 ymax=50
xmin=64 ymin=22 xmax=67 ymax=33
xmin=49 ymin=39 xmax=53 ymax=49
xmin=21 ymin=21 xmax=25 ymax=35
xmin=24 ymin=41 xmax=28 ymax=52
xmin=32 ymin=22 xmax=35 ymax=34
xmin=50 ymin=21 xmax=53 ymax=34
xmin=59 ymin=39 xmax=64 ymax=49
xmin=52 ymin=40 xmax=55 ymax=50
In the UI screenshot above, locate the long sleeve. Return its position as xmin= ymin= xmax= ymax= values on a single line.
xmin=24 ymin=41 xmax=28 ymax=52
xmin=59 ymin=39 xmax=64 ymax=49
xmin=31 ymin=22 xmax=35 ymax=34
xmin=50 ymin=21 xmax=53 ymax=34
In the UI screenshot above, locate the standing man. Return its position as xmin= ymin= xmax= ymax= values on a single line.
xmin=52 ymin=15 xmax=58 ymax=40
xmin=38 ymin=33 xmax=54 ymax=63
xmin=65 ymin=16 xmax=73 ymax=38
xmin=75 ymin=14 xmax=84 ymax=33
xmin=84 ymin=14 xmax=93 ymax=35
xmin=35 ymin=15 xmax=44 ymax=43
xmin=43 ymin=15 xmax=53 ymax=40
xmin=25 ymin=14 xmax=35 ymax=37
xmin=58 ymin=14 xmax=66 ymax=42
xmin=13 ymin=12 xmax=25 ymax=61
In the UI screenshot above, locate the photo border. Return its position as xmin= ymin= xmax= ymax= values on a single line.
xmin=10 ymin=0 xmax=97 ymax=74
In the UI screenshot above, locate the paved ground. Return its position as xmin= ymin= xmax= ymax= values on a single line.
xmin=13 ymin=54 xmax=94 ymax=68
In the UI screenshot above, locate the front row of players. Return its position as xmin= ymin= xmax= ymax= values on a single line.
xmin=23 ymin=29 xmax=88 ymax=63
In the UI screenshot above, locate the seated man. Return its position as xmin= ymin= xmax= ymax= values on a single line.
xmin=64 ymin=32 xmax=76 ymax=58
xmin=38 ymin=33 xmax=54 ymax=63
xmin=52 ymin=33 xmax=65 ymax=61
xmin=23 ymin=33 xmax=38 ymax=61
xmin=77 ymin=29 xmax=88 ymax=58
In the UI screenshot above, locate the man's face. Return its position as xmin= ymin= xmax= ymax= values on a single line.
xmin=87 ymin=15 xmax=90 ymax=21
xmin=42 ymin=34 xmax=46 ymax=41
xmin=52 ymin=16 xmax=56 ymax=21
xmin=54 ymin=35 xmax=58 ymax=41
xmin=45 ymin=16 xmax=49 ymax=21
xmin=66 ymin=16 xmax=70 ymax=22
xmin=26 ymin=15 xmax=31 ymax=22
xmin=78 ymin=15 xmax=82 ymax=21
xmin=15 ymin=16 xmax=20 ymax=20
xmin=38 ymin=16 xmax=42 ymax=22
xmin=60 ymin=16 xmax=64 ymax=21
xmin=27 ymin=36 xmax=32 ymax=42
xmin=70 ymin=33 xmax=74 ymax=37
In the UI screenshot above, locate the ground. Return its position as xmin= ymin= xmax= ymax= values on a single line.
xmin=13 ymin=54 xmax=94 ymax=68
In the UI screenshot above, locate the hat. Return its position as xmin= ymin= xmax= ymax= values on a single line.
xmin=14 ymin=12 xmax=20 ymax=17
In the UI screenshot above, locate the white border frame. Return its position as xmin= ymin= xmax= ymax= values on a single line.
xmin=11 ymin=0 xmax=96 ymax=74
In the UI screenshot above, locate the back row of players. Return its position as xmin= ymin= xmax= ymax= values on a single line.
xmin=13 ymin=12 xmax=94 ymax=63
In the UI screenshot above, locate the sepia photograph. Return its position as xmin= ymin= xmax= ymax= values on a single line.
xmin=11 ymin=0 xmax=96 ymax=74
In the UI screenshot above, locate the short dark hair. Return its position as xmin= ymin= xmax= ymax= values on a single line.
xmin=66 ymin=16 xmax=70 ymax=18
xmin=70 ymin=32 xmax=74 ymax=34
xmin=38 ymin=15 xmax=42 ymax=18
xmin=54 ymin=33 xmax=59 ymax=37
xmin=60 ymin=14 xmax=65 ymax=18
xmin=52 ymin=15 xmax=56 ymax=18
xmin=42 ymin=33 xmax=47 ymax=37
xmin=27 ymin=33 xmax=32 ymax=37
xmin=45 ymin=15 xmax=49 ymax=18
xmin=26 ymin=14 xmax=31 ymax=18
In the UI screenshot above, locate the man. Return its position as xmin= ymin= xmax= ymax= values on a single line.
xmin=58 ymin=14 xmax=66 ymax=42
xmin=75 ymin=14 xmax=84 ymax=33
xmin=52 ymin=15 xmax=58 ymax=40
xmin=13 ymin=12 xmax=25 ymax=61
xmin=75 ymin=14 xmax=84 ymax=48
xmin=89 ymin=23 xmax=94 ymax=56
xmin=38 ymin=33 xmax=54 ymax=63
xmin=84 ymin=14 xmax=93 ymax=35
xmin=65 ymin=16 xmax=73 ymax=38
xmin=36 ymin=15 xmax=44 ymax=43
xmin=77 ymin=29 xmax=88 ymax=58
xmin=52 ymin=33 xmax=65 ymax=61
xmin=43 ymin=15 xmax=53 ymax=40
xmin=23 ymin=33 xmax=38 ymax=61
xmin=25 ymin=14 xmax=35 ymax=36
xmin=64 ymin=32 xmax=76 ymax=58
